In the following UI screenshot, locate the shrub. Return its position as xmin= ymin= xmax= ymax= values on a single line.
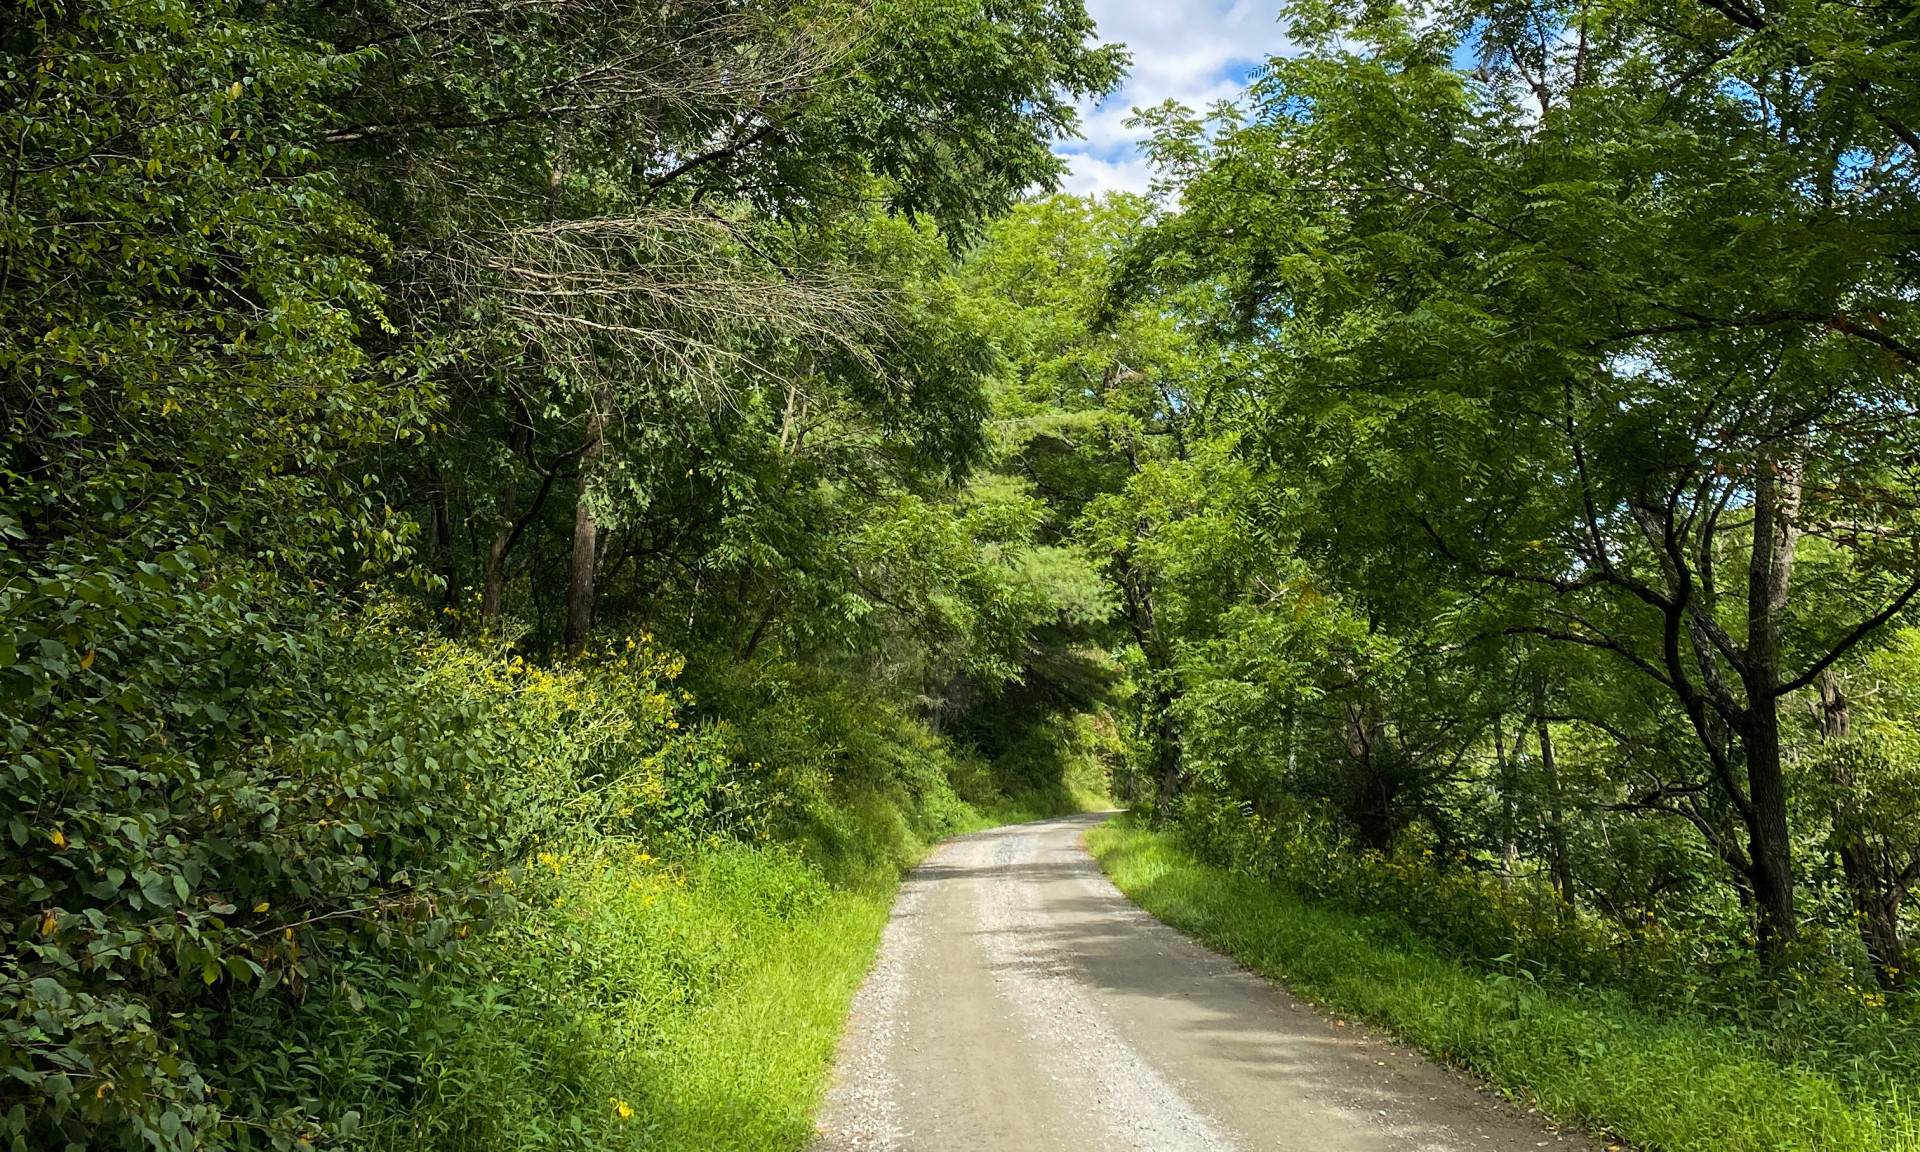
xmin=1 ymin=589 xmax=729 ymax=1149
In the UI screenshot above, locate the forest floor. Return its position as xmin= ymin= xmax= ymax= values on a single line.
xmin=810 ymin=812 xmax=1594 ymax=1151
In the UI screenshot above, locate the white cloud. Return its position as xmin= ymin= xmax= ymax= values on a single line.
xmin=1058 ymin=152 xmax=1155 ymax=197
xmin=1055 ymin=1 xmax=1294 ymax=195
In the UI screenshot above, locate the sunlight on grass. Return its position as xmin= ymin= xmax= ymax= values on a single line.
xmin=628 ymin=886 xmax=891 ymax=1150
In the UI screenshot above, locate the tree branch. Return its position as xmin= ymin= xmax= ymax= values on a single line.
xmin=1500 ymin=624 xmax=1676 ymax=688
xmin=1776 ymin=574 xmax=1920 ymax=697
xmin=645 ymin=116 xmax=783 ymax=198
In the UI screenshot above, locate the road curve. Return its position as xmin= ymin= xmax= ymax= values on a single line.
xmin=812 ymin=812 xmax=1602 ymax=1152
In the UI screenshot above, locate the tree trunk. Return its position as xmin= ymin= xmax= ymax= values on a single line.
xmin=1112 ymin=548 xmax=1183 ymax=821
xmin=1740 ymin=704 xmax=1799 ymax=951
xmin=1837 ymin=824 xmax=1908 ymax=988
xmin=482 ymin=417 xmax=529 ymax=627
xmin=429 ymin=469 xmax=459 ymax=615
xmin=563 ymin=390 xmax=608 ymax=656
xmin=1342 ymin=699 xmax=1394 ymax=849
xmin=1741 ymin=442 xmax=1806 ymax=951
xmin=1532 ymin=674 xmax=1573 ymax=912
xmin=1494 ymin=713 xmax=1517 ymax=890
xmin=481 ymin=473 xmax=516 ymax=625
xmin=1152 ymin=683 xmax=1183 ymax=819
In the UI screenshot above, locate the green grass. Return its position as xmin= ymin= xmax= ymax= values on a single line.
xmin=1086 ymin=817 xmax=1920 ymax=1152
xmin=357 ymin=782 xmax=1102 ymax=1152
xmin=351 ymin=842 xmax=895 ymax=1152
xmin=618 ymin=880 xmax=893 ymax=1149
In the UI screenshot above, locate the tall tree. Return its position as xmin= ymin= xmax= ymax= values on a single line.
xmin=295 ymin=0 xmax=1125 ymax=652
xmin=1112 ymin=0 xmax=1920 ymax=950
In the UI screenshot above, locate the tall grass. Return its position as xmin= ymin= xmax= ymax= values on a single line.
xmin=343 ymin=842 xmax=894 ymax=1152
xmin=1088 ymin=817 xmax=1920 ymax=1152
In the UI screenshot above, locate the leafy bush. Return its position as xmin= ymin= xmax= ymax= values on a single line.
xmin=1175 ymin=792 xmax=1697 ymax=998
xmin=0 ymin=584 xmax=733 ymax=1150
xmin=295 ymin=648 xmax=1045 ymax=1152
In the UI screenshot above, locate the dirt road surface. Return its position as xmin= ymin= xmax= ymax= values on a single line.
xmin=812 ymin=812 xmax=1604 ymax=1152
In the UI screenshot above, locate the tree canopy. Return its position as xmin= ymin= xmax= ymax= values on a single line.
xmin=11 ymin=0 xmax=1920 ymax=1146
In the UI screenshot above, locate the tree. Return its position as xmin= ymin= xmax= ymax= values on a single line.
xmin=1112 ymin=0 xmax=1920 ymax=951
xmin=0 ymin=0 xmax=1131 ymax=1144
xmin=958 ymin=195 xmax=1214 ymax=809
xmin=293 ymin=0 xmax=1123 ymax=654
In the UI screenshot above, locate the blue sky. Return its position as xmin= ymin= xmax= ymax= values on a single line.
xmin=1057 ymin=1 xmax=1295 ymax=195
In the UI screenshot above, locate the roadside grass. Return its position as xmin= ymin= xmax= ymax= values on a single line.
xmin=347 ymin=842 xmax=891 ymax=1152
xmin=617 ymin=879 xmax=893 ymax=1150
xmin=1086 ymin=817 xmax=1920 ymax=1152
xmin=362 ymin=785 xmax=1100 ymax=1152
xmin=611 ymin=788 xmax=1101 ymax=1150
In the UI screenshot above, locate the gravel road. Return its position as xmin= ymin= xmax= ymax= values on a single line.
xmin=812 ymin=812 xmax=1605 ymax=1152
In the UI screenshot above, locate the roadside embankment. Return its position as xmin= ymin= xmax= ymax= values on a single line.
xmin=1087 ymin=817 xmax=1920 ymax=1152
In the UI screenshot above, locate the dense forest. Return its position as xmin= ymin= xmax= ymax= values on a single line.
xmin=9 ymin=0 xmax=1920 ymax=1149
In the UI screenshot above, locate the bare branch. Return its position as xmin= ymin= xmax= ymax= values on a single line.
xmin=434 ymin=209 xmax=889 ymax=401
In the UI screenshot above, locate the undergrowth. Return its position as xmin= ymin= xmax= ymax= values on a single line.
xmin=328 ymin=653 xmax=1097 ymax=1152
xmin=1169 ymin=793 xmax=1920 ymax=1106
xmin=40 ymin=610 xmax=1099 ymax=1152
xmin=1088 ymin=816 xmax=1920 ymax=1152
xmin=339 ymin=842 xmax=889 ymax=1152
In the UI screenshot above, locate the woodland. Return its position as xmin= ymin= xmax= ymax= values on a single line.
xmin=7 ymin=0 xmax=1920 ymax=1149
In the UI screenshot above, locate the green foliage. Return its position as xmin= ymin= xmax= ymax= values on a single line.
xmin=0 ymin=1 xmax=434 ymax=1144
xmin=340 ymin=840 xmax=875 ymax=1152
xmin=3 ymin=567 xmax=1029 ymax=1150
xmin=3 ymin=0 xmax=1124 ymax=1143
xmin=2 ymin=0 xmax=416 ymax=573
xmin=0 ymin=584 xmax=724 ymax=1148
xmin=929 ymin=5 xmax=1920 ymax=1138
xmin=1103 ymin=0 xmax=1920 ymax=952
xmin=39 ymin=0 xmax=1920 ymax=1141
